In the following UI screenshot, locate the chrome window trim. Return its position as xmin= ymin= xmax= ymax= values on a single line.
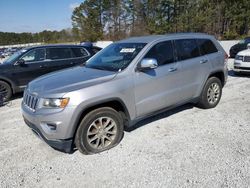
xmin=17 ymin=47 xmax=90 ymax=64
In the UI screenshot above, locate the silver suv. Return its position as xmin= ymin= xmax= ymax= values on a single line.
xmin=22 ymin=33 xmax=228 ymax=154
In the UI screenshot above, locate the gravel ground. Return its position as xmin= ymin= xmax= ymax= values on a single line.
xmin=0 ymin=58 xmax=250 ymax=188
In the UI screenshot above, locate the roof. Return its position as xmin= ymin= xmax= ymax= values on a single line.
xmin=24 ymin=44 xmax=86 ymax=50
xmin=118 ymin=33 xmax=214 ymax=44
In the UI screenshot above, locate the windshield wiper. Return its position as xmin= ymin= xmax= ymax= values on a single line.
xmin=87 ymin=65 xmax=116 ymax=72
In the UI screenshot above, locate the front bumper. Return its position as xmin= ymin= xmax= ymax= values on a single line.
xmin=23 ymin=117 xmax=73 ymax=153
xmin=21 ymin=100 xmax=76 ymax=153
xmin=233 ymin=60 xmax=250 ymax=72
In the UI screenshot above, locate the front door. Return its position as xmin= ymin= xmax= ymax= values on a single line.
xmin=134 ymin=40 xmax=182 ymax=117
xmin=12 ymin=48 xmax=47 ymax=86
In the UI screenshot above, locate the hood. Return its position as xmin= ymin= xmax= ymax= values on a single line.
xmin=237 ymin=49 xmax=250 ymax=56
xmin=28 ymin=66 xmax=117 ymax=95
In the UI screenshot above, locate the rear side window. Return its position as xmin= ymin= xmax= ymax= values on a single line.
xmin=197 ymin=39 xmax=218 ymax=55
xmin=175 ymin=39 xmax=200 ymax=61
xmin=144 ymin=41 xmax=174 ymax=66
xmin=47 ymin=48 xmax=72 ymax=60
xmin=71 ymin=47 xmax=88 ymax=57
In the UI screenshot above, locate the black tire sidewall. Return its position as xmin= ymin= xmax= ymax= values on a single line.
xmin=75 ymin=107 xmax=124 ymax=154
xmin=0 ymin=81 xmax=12 ymax=102
xmin=200 ymin=77 xmax=222 ymax=109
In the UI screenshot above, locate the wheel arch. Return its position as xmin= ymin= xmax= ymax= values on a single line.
xmin=0 ymin=77 xmax=14 ymax=93
xmin=208 ymin=71 xmax=225 ymax=87
xmin=72 ymin=98 xmax=130 ymax=139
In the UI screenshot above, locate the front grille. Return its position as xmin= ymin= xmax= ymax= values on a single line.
xmin=23 ymin=92 xmax=39 ymax=111
xmin=243 ymin=56 xmax=250 ymax=62
xmin=234 ymin=66 xmax=250 ymax=70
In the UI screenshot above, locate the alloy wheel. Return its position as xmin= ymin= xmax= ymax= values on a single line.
xmin=207 ymin=83 xmax=220 ymax=105
xmin=86 ymin=117 xmax=118 ymax=150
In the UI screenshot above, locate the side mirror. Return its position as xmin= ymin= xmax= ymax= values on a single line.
xmin=15 ymin=59 xmax=25 ymax=66
xmin=138 ymin=58 xmax=158 ymax=71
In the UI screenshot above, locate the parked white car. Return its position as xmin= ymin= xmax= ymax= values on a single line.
xmin=234 ymin=44 xmax=250 ymax=74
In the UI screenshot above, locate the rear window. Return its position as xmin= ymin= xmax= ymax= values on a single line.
xmin=197 ymin=39 xmax=218 ymax=55
xmin=175 ymin=39 xmax=200 ymax=61
xmin=47 ymin=48 xmax=72 ymax=60
xmin=71 ymin=47 xmax=88 ymax=57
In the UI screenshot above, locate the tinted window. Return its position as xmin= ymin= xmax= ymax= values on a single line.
xmin=144 ymin=41 xmax=174 ymax=66
xmin=71 ymin=47 xmax=88 ymax=57
xmin=175 ymin=39 xmax=200 ymax=61
xmin=47 ymin=48 xmax=72 ymax=60
xmin=92 ymin=47 xmax=102 ymax=54
xmin=197 ymin=39 xmax=218 ymax=55
xmin=245 ymin=38 xmax=250 ymax=44
xmin=21 ymin=48 xmax=45 ymax=62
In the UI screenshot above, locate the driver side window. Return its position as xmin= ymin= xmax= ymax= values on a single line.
xmin=144 ymin=41 xmax=175 ymax=66
xmin=21 ymin=48 xmax=45 ymax=63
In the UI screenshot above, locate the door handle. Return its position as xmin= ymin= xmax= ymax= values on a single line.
xmin=168 ymin=67 xmax=177 ymax=72
xmin=40 ymin=65 xmax=46 ymax=68
xmin=200 ymin=59 xmax=208 ymax=64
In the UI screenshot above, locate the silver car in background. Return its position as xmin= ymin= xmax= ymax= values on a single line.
xmin=22 ymin=33 xmax=228 ymax=154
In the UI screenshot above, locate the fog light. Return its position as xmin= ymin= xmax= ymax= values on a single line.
xmin=47 ymin=123 xmax=57 ymax=131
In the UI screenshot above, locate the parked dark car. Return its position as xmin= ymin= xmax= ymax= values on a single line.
xmin=229 ymin=37 xmax=250 ymax=58
xmin=0 ymin=44 xmax=101 ymax=101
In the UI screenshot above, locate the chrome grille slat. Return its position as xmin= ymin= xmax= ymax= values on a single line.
xmin=23 ymin=92 xmax=38 ymax=112
xmin=243 ymin=56 xmax=250 ymax=62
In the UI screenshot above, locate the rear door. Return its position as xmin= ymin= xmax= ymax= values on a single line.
xmin=134 ymin=40 xmax=182 ymax=117
xmin=175 ymin=39 xmax=211 ymax=101
xmin=45 ymin=47 xmax=75 ymax=73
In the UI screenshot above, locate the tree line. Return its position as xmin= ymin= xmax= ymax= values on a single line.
xmin=0 ymin=29 xmax=78 ymax=46
xmin=0 ymin=0 xmax=249 ymax=45
xmin=72 ymin=0 xmax=250 ymax=41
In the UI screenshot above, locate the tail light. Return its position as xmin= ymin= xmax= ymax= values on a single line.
xmin=225 ymin=53 xmax=229 ymax=64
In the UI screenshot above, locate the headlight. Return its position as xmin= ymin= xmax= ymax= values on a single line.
xmin=42 ymin=98 xmax=69 ymax=108
xmin=235 ymin=55 xmax=244 ymax=60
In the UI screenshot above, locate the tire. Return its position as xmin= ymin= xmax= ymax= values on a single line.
xmin=75 ymin=107 xmax=124 ymax=155
xmin=0 ymin=81 xmax=12 ymax=102
xmin=198 ymin=77 xmax=222 ymax=109
xmin=233 ymin=71 xmax=241 ymax=76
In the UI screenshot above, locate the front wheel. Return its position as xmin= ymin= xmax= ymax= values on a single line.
xmin=75 ymin=107 xmax=124 ymax=155
xmin=198 ymin=77 xmax=222 ymax=109
xmin=0 ymin=81 xmax=12 ymax=102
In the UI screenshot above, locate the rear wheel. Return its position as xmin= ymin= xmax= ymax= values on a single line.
xmin=75 ymin=107 xmax=124 ymax=155
xmin=198 ymin=77 xmax=222 ymax=109
xmin=0 ymin=81 xmax=12 ymax=102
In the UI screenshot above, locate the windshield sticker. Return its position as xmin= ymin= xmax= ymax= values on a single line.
xmin=120 ymin=48 xmax=135 ymax=53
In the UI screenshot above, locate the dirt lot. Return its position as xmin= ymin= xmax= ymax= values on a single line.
xmin=0 ymin=59 xmax=250 ymax=188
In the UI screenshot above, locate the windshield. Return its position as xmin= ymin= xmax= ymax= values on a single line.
xmin=3 ymin=49 xmax=26 ymax=64
xmin=85 ymin=43 xmax=146 ymax=72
